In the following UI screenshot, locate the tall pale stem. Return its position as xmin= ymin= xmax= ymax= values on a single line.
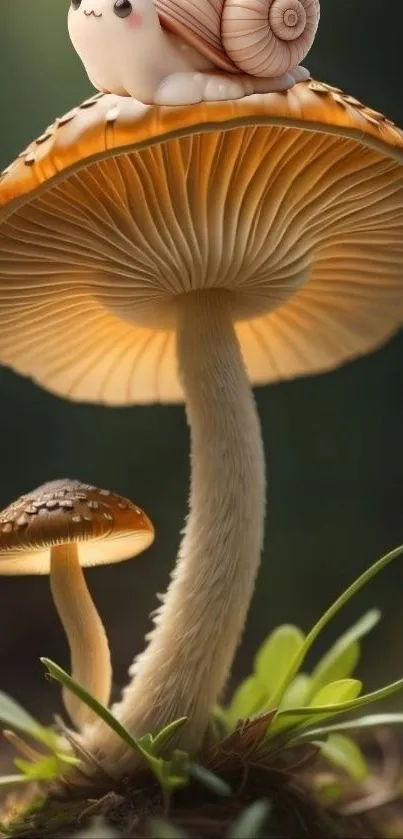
xmin=85 ymin=290 xmax=266 ymax=772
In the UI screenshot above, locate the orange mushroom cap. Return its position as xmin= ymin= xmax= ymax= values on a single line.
xmin=0 ymin=80 xmax=402 ymax=405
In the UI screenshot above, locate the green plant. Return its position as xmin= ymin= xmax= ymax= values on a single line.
xmin=0 ymin=691 xmax=80 ymax=790
xmin=42 ymin=660 xmax=231 ymax=810
xmin=1 ymin=544 xmax=403 ymax=813
xmin=220 ymin=545 xmax=403 ymax=782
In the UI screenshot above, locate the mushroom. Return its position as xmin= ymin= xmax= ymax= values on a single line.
xmin=0 ymin=480 xmax=154 ymax=729
xmin=0 ymin=82 xmax=402 ymax=773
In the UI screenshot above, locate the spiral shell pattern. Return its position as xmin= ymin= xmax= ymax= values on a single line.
xmin=222 ymin=0 xmax=320 ymax=77
xmin=157 ymin=0 xmax=320 ymax=79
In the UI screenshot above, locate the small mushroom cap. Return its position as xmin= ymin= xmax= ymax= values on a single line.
xmin=0 ymin=81 xmax=402 ymax=404
xmin=0 ymin=479 xmax=154 ymax=574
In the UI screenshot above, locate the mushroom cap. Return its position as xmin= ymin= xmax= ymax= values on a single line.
xmin=0 ymin=479 xmax=154 ymax=574
xmin=0 ymin=81 xmax=402 ymax=405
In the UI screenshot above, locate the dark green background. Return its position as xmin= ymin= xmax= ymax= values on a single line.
xmin=0 ymin=0 xmax=402 ymax=753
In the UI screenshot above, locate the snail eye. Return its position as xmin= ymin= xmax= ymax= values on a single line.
xmin=71 ymin=0 xmax=82 ymax=9
xmin=113 ymin=0 xmax=132 ymax=18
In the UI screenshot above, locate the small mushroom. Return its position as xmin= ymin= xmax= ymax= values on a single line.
xmin=0 ymin=479 xmax=154 ymax=728
xmin=0 ymin=83 xmax=402 ymax=771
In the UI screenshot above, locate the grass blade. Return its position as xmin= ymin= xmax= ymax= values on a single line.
xmin=188 ymin=764 xmax=232 ymax=797
xmin=286 ymin=712 xmax=403 ymax=745
xmin=41 ymin=659 xmax=157 ymax=766
xmin=269 ymin=545 xmax=403 ymax=707
xmin=310 ymin=609 xmax=381 ymax=694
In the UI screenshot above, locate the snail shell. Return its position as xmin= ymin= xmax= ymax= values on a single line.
xmin=156 ymin=0 xmax=320 ymax=78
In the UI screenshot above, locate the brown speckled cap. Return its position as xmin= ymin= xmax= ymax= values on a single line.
xmin=0 ymin=479 xmax=154 ymax=574
xmin=0 ymin=81 xmax=402 ymax=404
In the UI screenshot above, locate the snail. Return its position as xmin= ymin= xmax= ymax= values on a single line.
xmin=68 ymin=0 xmax=320 ymax=106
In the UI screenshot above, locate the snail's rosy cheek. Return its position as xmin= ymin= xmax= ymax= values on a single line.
xmin=126 ymin=10 xmax=142 ymax=28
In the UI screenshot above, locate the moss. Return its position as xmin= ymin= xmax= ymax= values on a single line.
xmin=2 ymin=718 xmax=403 ymax=838
xmin=3 ymin=783 xmax=380 ymax=839
xmin=2 ymin=745 xmax=385 ymax=839
xmin=1 ymin=794 xmax=81 ymax=837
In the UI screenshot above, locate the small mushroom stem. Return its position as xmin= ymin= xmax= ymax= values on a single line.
xmin=50 ymin=543 xmax=112 ymax=729
xmin=85 ymin=289 xmax=265 ymax=773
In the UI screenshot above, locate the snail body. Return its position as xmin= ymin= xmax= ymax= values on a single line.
xmin=68 ymin=0 xmax=320 ymax=105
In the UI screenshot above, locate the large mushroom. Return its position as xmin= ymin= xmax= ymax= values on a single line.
xmin=0 ymin=82 xmax=402 ymax=774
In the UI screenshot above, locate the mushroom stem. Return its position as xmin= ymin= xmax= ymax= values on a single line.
xmin=50 ymin=543 xmax=112 ymax=729
xmin=86 ymin=289 xmax=265 ymax=770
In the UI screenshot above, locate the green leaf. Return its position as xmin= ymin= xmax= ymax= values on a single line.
xmin=137 ymin=751 xmax=186 ymax=791
xmin=268 ymin=545 xmax=403 ymax=708
xmin=310 ymin=679 xmax=363 ymax=708
xmin=13 ymin=754 xmax=72 ymax=782
xmin=318 ymin=734 xmax=369 ymax=783
xmin=310 ymin=609 xmax=381 ymax=694
xmin=278 ymin=675 xmax=312 ymax=710
xmin=313 ymin=642 xmax=360 ymax=696
xmin=0 ymin=692 xmax=56 ymax=750
xmin=14 ymin=757 xmax=53 ymax=781
xmin=0 ymin=692 xmax=40 ymax=735
xmin=188 ymin=764 xmax=232 ymax=797
xmin=151 ymin=718 xmax=187 ymax=752
xmin=158 ymin=771 xmax=188 ymax=792
xmin=286 ymin=712 xmax=403 ymax=745
xmin=225 ymin=677 xmax=267 ymax=727
xmin=225 ymin=626 xmax=307 ymax=726
xmin=254 ymin=625 xmax=305 ymax=699
xmin=271 ymin=679 xmax=362 ymax=735
xmin=138 ymin=733 xmax=154 ymax=752
xmin=227 ymin=800 xmax=271 ymax=839
xmin=273 ymin=677 xmax=403 ymax=735
xmin=154 ymin=750 xmax=189 ymax=791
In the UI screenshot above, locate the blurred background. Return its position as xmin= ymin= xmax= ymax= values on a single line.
xmin=0 ymin=0 xmax=402 ymax=767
